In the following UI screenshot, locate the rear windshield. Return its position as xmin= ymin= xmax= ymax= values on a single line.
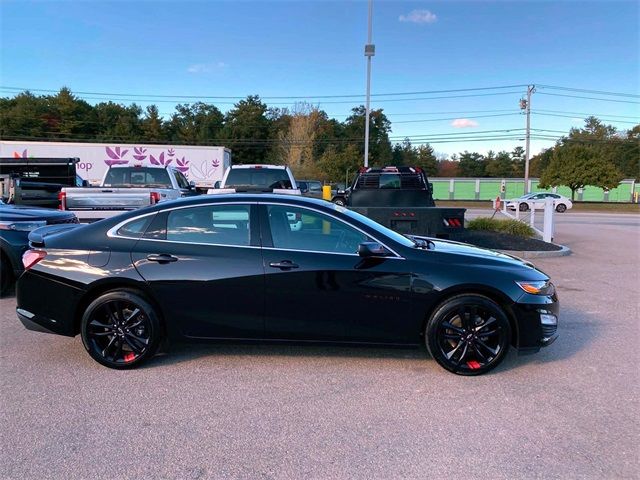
xmin=355 ymin=172 xmax=425 ymax=190
xmin=104 ymin=168 xmax=172 ymax=188
xmin=225 ymin=168 xmax=292 ymax=189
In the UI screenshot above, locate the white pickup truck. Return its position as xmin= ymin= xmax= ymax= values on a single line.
xmin=60 ymin=165 xmax=198 ymax=221
xmin=207 ymin=165 xmax=301 ymax=195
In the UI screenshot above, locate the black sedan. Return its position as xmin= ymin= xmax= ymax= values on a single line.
xmin=0 ymin=201 xmax=77 ymax=295
xmin=16 ymin=194 xmax=558 ymax=375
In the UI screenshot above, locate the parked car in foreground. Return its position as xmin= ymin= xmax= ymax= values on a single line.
xmin=0 ymin=201 xmax=77 ymax=295
xmin=506 ymin=193 xmax=573 ymax=213
xmin=16 ymin=194 xmax=558 ymax=375
xmin=208 ymin=164 xmax=300 ymax=195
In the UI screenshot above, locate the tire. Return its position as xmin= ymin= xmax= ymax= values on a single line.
xmin=80 ymin=290 xmax=162 ymax=369
xmin=519 ymin=203 xmax=529 ymax=212
xmin=556 ymin=203 xmax=567 ymax=213
xmin=0 ymin=254 xmax=14 ymax=297
xmin=333 ymin=198 xmax=346 ymax=207
xmin=425 ymin=294 xmax=511 ymax=376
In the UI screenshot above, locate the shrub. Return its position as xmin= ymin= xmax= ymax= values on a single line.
xmin=467 ymin=217 xmax=535 ymax=237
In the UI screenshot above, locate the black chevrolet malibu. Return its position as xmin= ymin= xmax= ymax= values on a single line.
xmin=16 ymin=194 xmax=558 ymax=375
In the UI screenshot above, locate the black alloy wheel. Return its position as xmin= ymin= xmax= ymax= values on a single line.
xmin=333 ymin=198 xmax=346 ymax=206
xmin=556 ymin=203 xmax=567 ymax=213
xmin=426 ymin=294 xmax=511 ymax=375
xmin=519 ymin=203 xmax=529 ymax=212
xmin=81 ymin=290 xmax=161 ymax=369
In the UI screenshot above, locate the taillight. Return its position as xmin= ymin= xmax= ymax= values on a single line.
xmin=58 ymin=191 xmax=66 ymax=210
xmin=22 ymin=250 xmax=47 ymax=270
xmin=150 ymin=192 xmax=160 ymax=204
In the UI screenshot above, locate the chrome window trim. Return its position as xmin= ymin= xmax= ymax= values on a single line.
xmin=106 ymin=202 xmax=258 ymax=240
xmin=106 ymin=199 xmax=404 ymax=259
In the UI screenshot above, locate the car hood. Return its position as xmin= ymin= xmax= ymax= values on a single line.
xmin=414 ymin=236 xmax=535 ymax=269
xmin=0 ymin=204 xmax=75 ymax=222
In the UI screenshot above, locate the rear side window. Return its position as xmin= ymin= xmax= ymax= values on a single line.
xmin=166 ymin=205 xmax=250 ymax=246
xmin=116 ymin=216 xmax=152 ymax=238
xmin=225 ymin=168 xmax=292 ymax=189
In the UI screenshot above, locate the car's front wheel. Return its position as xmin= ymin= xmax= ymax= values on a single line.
xmin=556 ymin=203 xmax=567 ymax=213
xmin=332 ymin=198 xmax=346 ymax=206
xmin=81 ymin=290 xmax=162 ymax=369
xmin=425 ymin=294 xmax=511 ymax=375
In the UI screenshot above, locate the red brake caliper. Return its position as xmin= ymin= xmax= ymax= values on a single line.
xmin=466 ymin=360 xmax=481 ymax=370
xmin=124 ymin=352 xmax=135 ymax=363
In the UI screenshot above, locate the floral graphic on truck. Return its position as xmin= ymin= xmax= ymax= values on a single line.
xmin=149 ymin=152 xmax=173 ymax=167
xmin=104 ymin=146 xmax=129 ymax=167
xmin=175 ymin=156 xmax=189 ymax=174
xmin=133 ymin=147 xmax=147 ymax=161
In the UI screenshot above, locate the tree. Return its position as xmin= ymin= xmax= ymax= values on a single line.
xmin=511 ymin=146 xmax=525 ymax=177
xmin=539 ymin=143 xmax=623 ymax=200
xmin=344 ymin=106 xmax=392 ymax=166
xmin=276 ymin=103 xmax=321 ymax=171
xmin=485 ymin=150 xmax=514 ymax=177
xmin=457 ymin=151 xmax=486 ymax=177
xmin=167 ymin=102 xmax=223 ymax=143
xmin=141 ymin=105 xmax=166 ymax=142
xmin=415 ymin=144 xmax=438 ymax=176
xmin=221 ymin=95 xmax=271 ymax=164
xmin=318 ymin=144 xmax=361 ymax=183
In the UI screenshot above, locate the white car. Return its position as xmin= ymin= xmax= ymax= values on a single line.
xmin=506 ymin=193 xmax=573 ymax=213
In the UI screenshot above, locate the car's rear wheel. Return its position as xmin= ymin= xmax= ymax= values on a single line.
xmin=519 ymin=203 xmax=529 ymax=212
xmin=81 ymin=290 xmax=161 ymax=369
xmin=556 ymin=203 xmax=567 ymax=213
xmin=333 ymin=198 xmax=346 ymax=206
xmin=425 ymin=294 xmax=511 ymax=375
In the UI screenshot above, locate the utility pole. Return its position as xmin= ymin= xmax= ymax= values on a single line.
xmin=363 ymin=0 xmax=375 ymax=168
xmin=521 ymin=84 xmax=535 ymax=193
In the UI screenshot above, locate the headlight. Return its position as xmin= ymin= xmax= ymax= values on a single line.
xmin=0 ymin=220 xmax=47 ymax=232
xmin=516 ymin=280 xmax=555 ymax=295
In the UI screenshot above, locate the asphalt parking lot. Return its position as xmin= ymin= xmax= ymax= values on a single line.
xmin=1 ymin=212 xmax=638 ymax=479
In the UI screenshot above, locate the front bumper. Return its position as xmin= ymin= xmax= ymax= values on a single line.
xmin=512 ymin=293 xmax=559 ymax=354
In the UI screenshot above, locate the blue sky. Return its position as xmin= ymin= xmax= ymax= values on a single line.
xmin=1 ymin=0 xmax=638 ymax=156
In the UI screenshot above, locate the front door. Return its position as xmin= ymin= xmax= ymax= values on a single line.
xmin=260 ymin=203 xmax=413 ymax=343
xmin=131 ymin=203 xmax=265 ymax=339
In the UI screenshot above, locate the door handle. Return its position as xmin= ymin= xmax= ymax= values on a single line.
xmin=147 ymin=254 xmax=178 ymax=264
xmin=269 ymin=260 xmax=299 ymax=270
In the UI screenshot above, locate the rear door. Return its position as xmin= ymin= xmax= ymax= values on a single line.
xmin=259 ymin=203 xmax=414 ymax=343
xmin=131 ymin=202 xmax=265 ymax=339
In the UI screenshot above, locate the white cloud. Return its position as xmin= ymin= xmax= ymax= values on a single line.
xmin=399 ymin=9 xmax=437 ymax=24
xmin=187 ymin=62 xmax=227 ymax=74
xmin=451 ymin=118 xmax=479 ymax=128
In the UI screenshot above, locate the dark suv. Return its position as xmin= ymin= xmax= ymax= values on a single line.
xmin=0 ymin=202 xmax=78 ymax=295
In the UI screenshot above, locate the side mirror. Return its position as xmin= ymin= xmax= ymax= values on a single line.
xmin=213 ymin=181 xmax=221 ymax=189
xmin=358 ymin=242 xmax=390 ymax=258
xmin=189 ymin=180 xmax=196 ymax=189
xmin=82 ymin=180 xmax=90 ymax=187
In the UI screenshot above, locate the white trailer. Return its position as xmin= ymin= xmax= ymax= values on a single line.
xmin=0 ymin=141 xmax=231 ymax=191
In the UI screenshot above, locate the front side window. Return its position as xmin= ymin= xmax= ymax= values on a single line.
xmin=267 ymin=205 xmax=369 ymax=255
xmin=166 ymin=205 xmax=250 ymax=246
xmin=174 ymin=171 xmax=190 ymax=189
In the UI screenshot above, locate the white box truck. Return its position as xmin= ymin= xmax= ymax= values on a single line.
xmin=0 ymin=141 xmax=231 ymax=191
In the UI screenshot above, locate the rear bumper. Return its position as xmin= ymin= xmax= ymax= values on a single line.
xmin=17 ymin=308 xmax=68 ymax=336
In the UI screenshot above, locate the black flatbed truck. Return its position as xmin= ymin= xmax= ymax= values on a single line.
xmin=346 ymin=166 xmax=465 ymax=238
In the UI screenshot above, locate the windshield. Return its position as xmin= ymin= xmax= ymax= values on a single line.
xmin=335 ymin=204 xmax=416 ymax=248
xmin=225 ymin=168 xmax=292 ymax=189
xmin=104 ymin=168 xmax=172 ymax=188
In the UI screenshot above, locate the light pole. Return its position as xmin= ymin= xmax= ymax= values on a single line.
xmin=363 ymin=0 xmax=375 ymax=168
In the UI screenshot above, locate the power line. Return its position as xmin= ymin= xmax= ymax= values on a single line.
xmin=537 ymin=84 xmax=640 ymax=99
xmin=534 ymin=109 xmax=640 ymax=119
xmin=393 ymin=113 xmax=521 ymax=124
xmin=533 ymin=112 xmax=639 ymax=124
xmin=0 ymin=84 xmax=529 ymax=100
xmin=537 ymin=92 xmax=640 ymax=104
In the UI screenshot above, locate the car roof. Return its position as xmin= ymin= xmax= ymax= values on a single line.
xmin=109 ymin=164 xmax=170 ymax=169
xmin=229 ymin=164 xmax=288 ymax=170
